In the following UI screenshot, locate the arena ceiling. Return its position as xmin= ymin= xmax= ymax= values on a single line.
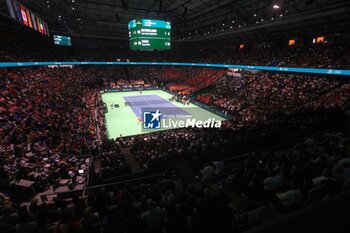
xmin=0 ymin=0 xmax=350 ymax=41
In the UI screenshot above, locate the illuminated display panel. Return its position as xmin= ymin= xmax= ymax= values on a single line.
xmin=128 ymin=19 xmax=171 ymax=51
xmin=53 ymin=35 xmax=72 ymax=46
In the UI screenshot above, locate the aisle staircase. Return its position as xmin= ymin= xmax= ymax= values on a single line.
xmin=121 ymin=147 xmax=144 ymax=174
xmin=123 ymin=67 xmax=130 ymax=80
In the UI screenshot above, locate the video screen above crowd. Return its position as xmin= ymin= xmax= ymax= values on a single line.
xmin=1 ymin=28 xmax=350 ymax=69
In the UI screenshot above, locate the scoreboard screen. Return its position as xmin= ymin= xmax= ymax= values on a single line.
xmin=53 ymin=35 xmax=72 ymax=46
xmin=128 ymin=19 xmax=171 ymax=51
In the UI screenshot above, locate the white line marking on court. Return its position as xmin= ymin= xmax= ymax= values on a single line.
xmin=152 ymin=95 xmax=189 ymax=115
xmin=142 ymin=95 xmax=160 ymax=110
xmin=124 ymin=96 xmax=142 ymax=117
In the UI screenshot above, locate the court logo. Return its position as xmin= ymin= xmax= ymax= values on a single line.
xmin=143 ymin=109 xmax=162 ymax=129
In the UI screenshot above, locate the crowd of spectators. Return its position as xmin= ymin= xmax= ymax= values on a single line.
xmin=0 ymin=66 xmax=138 ymax=199
xmin=0 ymin=168 xmax=236 ymax=233
xmin=1 ymin=63 xmax=348 ymax=198
xmin=167 ymin=69 xmax=226 ymax=94
xmin=197 ymin=73 xmax=349 ymax=127
xmin=129 ymin=108 xmax=346 ymax=174
xmin=1 ymin=28 xmax=350 ymax=233
xmin=94 ymin=140 xmax=130 ymax=181
xmin=219 ymin=125 xmax=350 ymax=212
xmin=2 ymin=123 xmax=350 ymax=233
xmin=0 ymin=67 xmax=99 ymax=195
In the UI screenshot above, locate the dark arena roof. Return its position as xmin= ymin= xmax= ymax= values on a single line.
xmin=1 ymin=0 xmax=350 ymax=40
xmin=1 ymin=1 xmax=350 ymax=233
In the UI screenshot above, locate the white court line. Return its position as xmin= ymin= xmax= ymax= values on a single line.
xmin=124 ymin=96 xmax=142 ymax=117
xmin=142 ymin=95 xmax=159 ymax=111
xmin=142 ymin=95 xmax=189 ymax=118
xmin=127 ymin=94 xmax=188 ymax=118
xmin=151 ymin=95 xmax=190 ymax=115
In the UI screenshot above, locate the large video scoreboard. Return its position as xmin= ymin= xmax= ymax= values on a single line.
xmin=53 ymin=35 xmax=72 ymax=46
xmin=128 ymin=19 xmax=171 ymax=51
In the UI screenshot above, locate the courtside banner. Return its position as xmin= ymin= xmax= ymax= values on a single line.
xmin=0 ymin=62 xmax=349 ymax=76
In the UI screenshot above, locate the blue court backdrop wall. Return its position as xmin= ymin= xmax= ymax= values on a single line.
xmin=0 ymin=61 xmax=350 ymax=76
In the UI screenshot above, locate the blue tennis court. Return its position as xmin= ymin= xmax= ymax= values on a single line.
xmin=123 ymin=94 xmax=190 ymax=119
xmin=102 ymin=90 xmax=226 ymax=138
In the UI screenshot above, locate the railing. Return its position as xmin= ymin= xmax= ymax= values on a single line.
xmin=191 ymin=99 xmax=233 ymax=119
xmin=1 ymin=61 xmax=350 ymax=76
xmin=102 ymin=86 xmax=157 ymax=92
